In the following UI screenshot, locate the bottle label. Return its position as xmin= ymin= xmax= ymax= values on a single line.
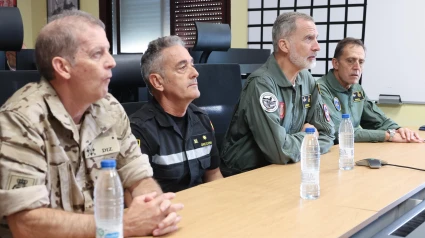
xmin=301 ymin=171 xmax=319 ymax=183
xmin=97 ymin=227 xmax=123 ymax=238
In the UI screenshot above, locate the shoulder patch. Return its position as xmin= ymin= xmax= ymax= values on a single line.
xmin=333 ymin=97 xmax=341 ymax=111
xmin=317 ymin=83 xmax=323 ymax=95
xmin=323 ymin=104 xmax=331 ymax=122
xmin=7 ymin=173 xmax=36 ymax=190
xmin=259 ymin=92 xmax=278 ymax=113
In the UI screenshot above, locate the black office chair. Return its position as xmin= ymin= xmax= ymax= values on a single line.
xmin=121 ymin=101 xmax=147 ymax=117
xmin=191 ymin=22 xmax=231 ymax=63
xmin=0 ymin=70 xmax=40 ymax=105
xmin=0 ymin=7 xmax=24 ymax=52
xmin=0 ymin=7 xmax=24 ymax=71
xmin=16 ymin=49 xmax=37 ymax=70
xmin=193 ymin=64 xmax=242 ymax=150
xmin=0 ymin=51 xmax=5 ymax=70
xmin=192 ymin=63 xmax=242 ymax=177
xmin=109 ymin=54 xmax=145 ymax=103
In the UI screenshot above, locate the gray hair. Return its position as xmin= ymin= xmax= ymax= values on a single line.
xmin=272 ymin=12 xmax=315 ymax=52
xmin=141 ymin=35 xmax=185 ymax=90
xmin=35 ymin=10 xmax=105 ymax=81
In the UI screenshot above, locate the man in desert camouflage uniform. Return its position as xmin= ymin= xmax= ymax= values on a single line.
xmin=0 ymin=10 xmax=183 ymax=238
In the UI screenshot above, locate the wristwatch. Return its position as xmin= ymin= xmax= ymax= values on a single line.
xmin=387 ymin=129 xmax=396 ymax=142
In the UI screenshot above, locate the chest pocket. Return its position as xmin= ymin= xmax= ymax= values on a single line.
xmin=84 ymin=131 xmax=120 ymax=176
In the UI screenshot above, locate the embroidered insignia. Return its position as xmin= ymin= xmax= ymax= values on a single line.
xmin=317 ymin=83 xmax=323 ymax=95
xmin=353 ymin=91 xmax=365 ymax=102
xmin=192 ymin=134 xmax=212 ymax=148
xmin=302 ymin=94 xmax=311 ymax=108
xmin=259 ymin=92 xmax=278 ymax=112
xmin=7 ymin=174 xmax=36 ymax=190
xmin=279 ymin=102 xmax=285 ymax=119
xmin=323 ymin=104 xmax=331 ymax=122
xmin=333 ymin=97 xmax=341 ymax=111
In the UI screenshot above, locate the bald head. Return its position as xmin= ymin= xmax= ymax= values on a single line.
xmin=35 ymin=10 xmax=105 ymax=81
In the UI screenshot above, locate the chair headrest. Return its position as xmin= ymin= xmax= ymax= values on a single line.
xmin=0 ymin=7 xmax=24 ymax=51
xmin=192 ymin=22 xmax=231 ymax=52
xmin=110 ymin=54 xmax=145 ymax=88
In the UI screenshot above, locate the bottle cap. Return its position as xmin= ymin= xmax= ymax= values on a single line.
xmin=342 ymin=114 xmax=350 ymax=119
xmin=305 ymin=128 xmax=315 ymax=133
xmin=101 ymin=159 xmax=116 ymax=168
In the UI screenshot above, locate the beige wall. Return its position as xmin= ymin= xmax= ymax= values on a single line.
xmin=231 ymin=1 xmax=425 ymax=127
xmin=379 ymin=105 xmax=425 ymax=128
xmin=231 ymin=0 xmax=248 ymax=48
xmin=17 ymin=0 xmax=33 ymax=47
xmin=18 ymin=0 xmax=99 ymax=48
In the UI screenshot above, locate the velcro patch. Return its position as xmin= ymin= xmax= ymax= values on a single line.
xmin=7 ymin=174 xmax=36 ymax=190
xmin=333 ymin=97 xmax=341 ymax=111
xmin=302 ymin=94 xmax=311 ymax=108
xmin=259 ymin=92 xmax=278 ymax=112
xmin=353 ymin=91 xmax=365 ymax=102
xmin=192 ymin=133 xmax=213 ymax=149
xmin=323 ymin=104 xmax=331 ymax=122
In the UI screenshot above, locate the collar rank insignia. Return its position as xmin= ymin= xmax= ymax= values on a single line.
xmin=353 ymin=91 xmax=365 ymax=102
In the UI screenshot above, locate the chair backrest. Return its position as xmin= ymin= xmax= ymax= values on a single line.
xmin=192 ymin=64 xmax=242 ymax=150
xmin=121 ymin=101 xmax=147 ymax=117
xmin=16 ymin=49 xmax=37 ymax=70
xmin=110 ymin=54 xmax=144 ymax=88
xmin=0 ymin=70 xmax=40 ymax=105
xmin=0 ymin=7 xmax=24 ymax=51
xmin=192 ymin=22 xmax=231 ymax=63
xmin=192 ymin=22 xmax=231 ymax=52
xmin=109 ymin=54 xmax=144 ymax=103
xmin=0 ymin=51 xmax=5 ymax=70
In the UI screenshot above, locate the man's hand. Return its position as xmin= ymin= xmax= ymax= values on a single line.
xmin=123 ymin=192 xmax=184 ymax=237
xmin=302 ymin=123 xmax=319 ymax=137
xmin=396 ymin=128 xmax=423 ymax=142
xmin=387 ymin=131 xmax=423 ymax=143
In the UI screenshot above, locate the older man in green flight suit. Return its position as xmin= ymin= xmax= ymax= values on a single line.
xmin=317 ymin=37 xmax=422 ymax=143
xmin=220 ymin=12 xmax=335 ymax=174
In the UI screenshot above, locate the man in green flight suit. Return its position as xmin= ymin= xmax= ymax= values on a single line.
xmin=220 ymin=12 xmax=335 ymax=174
xmin=317 ymin=37 xmax=423 ymax=143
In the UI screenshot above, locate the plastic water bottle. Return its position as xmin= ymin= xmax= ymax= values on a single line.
xmin=339 ymin=114 xmax=355 ymax=170
xmin=300 ymin=128 xmax=320 ymax=200
xmin=95 ymin=159 xmax=124 ymax=238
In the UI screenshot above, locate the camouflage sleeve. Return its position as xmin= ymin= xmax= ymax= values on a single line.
xmin=0 ymin=110 xmax=49 ymax=217
xmin=113 ymin=103 xmax=153 ymax=190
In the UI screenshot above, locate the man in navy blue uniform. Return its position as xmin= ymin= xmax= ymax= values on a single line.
xmin=130 ymin=36 xmax=223 ymax=193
